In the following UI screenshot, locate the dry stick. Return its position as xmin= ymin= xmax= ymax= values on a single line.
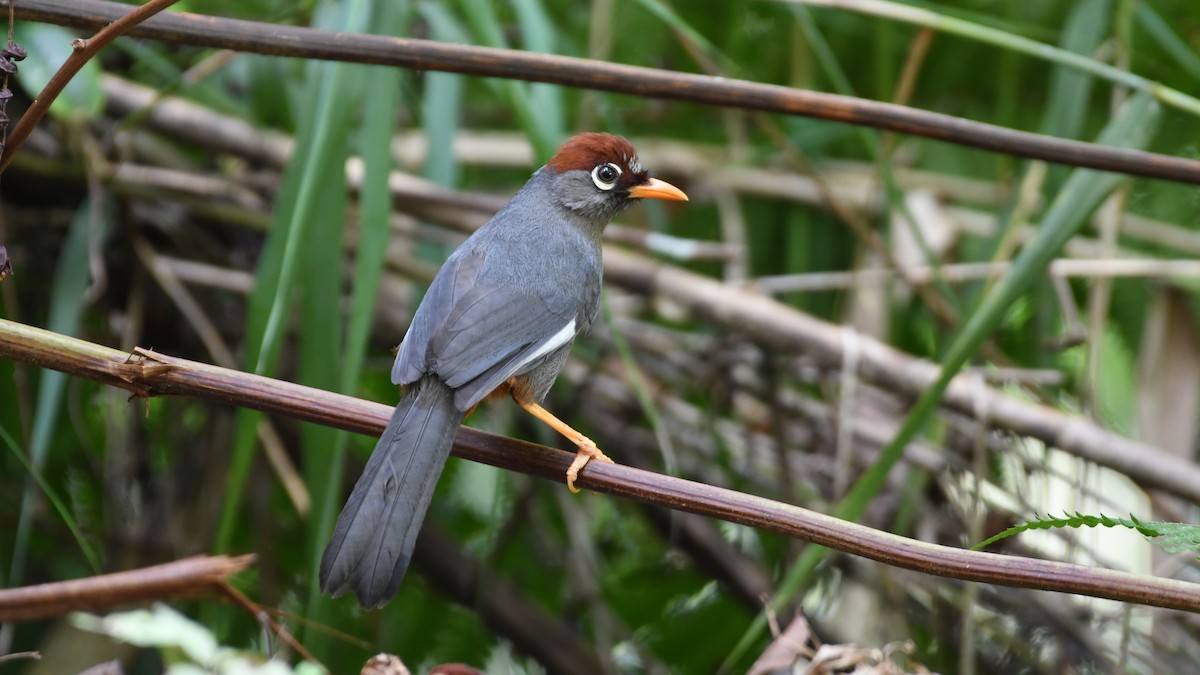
xmin=10 ymin=0 xmax=1200 ymax=185
xmin=101 ymin=74 xmax=293 ymax=168
xmin=867 ymin=26 xmax=965 ymax=325
xmin=0 ymin=0 xmax=182 ymax=173
xmin=0 ymin=554 xmax=254 ymax=622
xmin=587 ymin=324 xmax=1131 ymax=528
xmin=601 ymin=248 xmax=1200 ymax=505
xmin=753 ymin=259 xmax=1200 ymax=293
xmin=130 ymin=236 xmax=311 ymax=516
xmin=1 ymin=319 xmax=1198 ymax=613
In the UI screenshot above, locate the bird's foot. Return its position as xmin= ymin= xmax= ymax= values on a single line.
xmin=565 ymin=439 xmax=613 ymax=493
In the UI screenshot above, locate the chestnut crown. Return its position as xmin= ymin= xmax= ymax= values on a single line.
xmin=546 ymin=133 xmax=647 ymax=191
xmin=542 ymin=133 xmax=686 ymax=222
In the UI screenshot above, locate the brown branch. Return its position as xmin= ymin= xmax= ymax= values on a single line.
xmin=7 ymin=0 xmax=1200 ymax=184
xmin=0 ymin=0 xmax=182 ymax=173
xmin=1 ymin=319 xmax=1199 ymax=614
xmin=0 ymin=554 xmax=254 ymax=622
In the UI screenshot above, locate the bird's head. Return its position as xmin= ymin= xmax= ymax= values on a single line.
xmin=543 ymin=133 xmax=687 ymax=221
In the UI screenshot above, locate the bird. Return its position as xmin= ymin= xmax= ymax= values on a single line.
xmin=320 ymin=132 xmax=688 ymax=608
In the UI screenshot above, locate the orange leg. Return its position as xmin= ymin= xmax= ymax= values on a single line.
xmin=517 ymin=400 xmax=613 ymax=493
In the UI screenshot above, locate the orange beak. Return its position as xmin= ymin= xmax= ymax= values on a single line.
xmin=629 ymin=177 xmax=688 ymax=202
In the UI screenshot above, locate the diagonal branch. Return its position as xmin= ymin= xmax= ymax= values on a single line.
xmin=1 ymin=317 xmax=1199 ymax=614
xmin=7 ymin=0 xmax=1200 ymax=185
xmin=0 ymin=0 xmax=182 ymax=173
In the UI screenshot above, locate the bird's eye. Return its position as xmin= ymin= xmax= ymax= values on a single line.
xmin=591 ymin=163 xmax=622 ymax=190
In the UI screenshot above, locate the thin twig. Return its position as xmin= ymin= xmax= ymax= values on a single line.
xmin=0 ymin=0 xmax=183 ymax=173
xmin=217 ymin=581 xmax=319 ymax=666
xmin=130 ymin=237 xmax=311 ymax=517
xmin=0 ymin=318 xmax=1198 ymax=613
xmin=9 ymin=0 xmax=1200 ymax=184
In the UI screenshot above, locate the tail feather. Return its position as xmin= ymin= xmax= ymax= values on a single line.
xmin=320 ymin=377 xmax=462 ymax=608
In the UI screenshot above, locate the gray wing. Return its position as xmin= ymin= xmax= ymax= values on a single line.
xmin=392 ymin=249 xmax=586 ymax=412
xmin=391 ymin=249 xmax=486 ymax=387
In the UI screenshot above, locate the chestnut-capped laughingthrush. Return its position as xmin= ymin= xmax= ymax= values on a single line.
xmin=320 ymin=133 xmax=688 ymax=607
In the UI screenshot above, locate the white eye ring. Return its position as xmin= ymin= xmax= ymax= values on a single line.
xmin=591 ymin=163 xmax=622 ymax=191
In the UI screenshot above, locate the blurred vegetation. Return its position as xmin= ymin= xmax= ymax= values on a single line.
xmin=3 ymin=0 xmax=1200 ymax=673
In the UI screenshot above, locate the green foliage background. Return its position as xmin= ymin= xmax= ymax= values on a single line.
xmin=3 ymin=0 xmax=1200 ymax=673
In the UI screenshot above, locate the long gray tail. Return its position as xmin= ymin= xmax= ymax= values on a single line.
xmin=320 ymin=377 xmax=462 ymax=608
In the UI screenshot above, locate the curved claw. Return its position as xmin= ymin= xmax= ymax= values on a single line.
xmin=565 ymin=441 xmax=613 ymax=493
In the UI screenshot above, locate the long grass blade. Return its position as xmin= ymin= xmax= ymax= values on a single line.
xmin=1040 ymin=0 xmax=1110 ymax=142
xmin=1 ymin=423 xmax=100 ymax=573
xmin=419 ymin=1 xmax=468 ymax=188
xmin=457 ymin=0 xmax=560 ymax=160
xmin=1134 ymin=4 xmax=1200 ymax=86
xmin=6 ymin=200 xmax=106 ymax=586
xmin=768 ymin=0 xmax=1200 ymax=117
xmin=214 ymin=0 xmax=374 ymax=554
xmin=301 ymin=1 xmax=406 ymax=648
